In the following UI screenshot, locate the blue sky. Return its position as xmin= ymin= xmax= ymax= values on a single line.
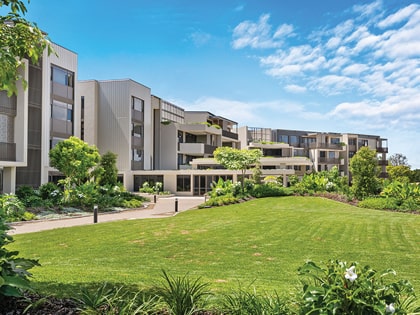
xmin=3 ymin=0 xmax=420 ymax=168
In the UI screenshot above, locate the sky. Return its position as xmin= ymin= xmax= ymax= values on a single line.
xmin=2 ymin=0 xmax=420 ymax=168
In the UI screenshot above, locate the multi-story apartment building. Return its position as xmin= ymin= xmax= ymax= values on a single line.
xmin=238 ymin=127 xmax=388 ymax=181
xmin=78 ymin=80 xmax=241 ymax=195
xmin=0 ymin=43 xmax=78 ymax=193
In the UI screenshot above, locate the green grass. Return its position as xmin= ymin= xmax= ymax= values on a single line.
xmin=9 ymin=196 xmax=420 ymax=296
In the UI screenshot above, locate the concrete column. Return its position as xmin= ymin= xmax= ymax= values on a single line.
xmin=3 ymin=167 xmax=16 ymax=194
xmin=283 ymin=174 xmax=288 ymax=187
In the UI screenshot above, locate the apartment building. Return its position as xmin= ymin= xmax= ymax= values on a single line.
xmin=0 ymin=43 xmax=78 ymax=193
xmin=78 ymin=80 xmax=241 ymax=195
xmin=238 ymin=126 xmax=388 ymax=181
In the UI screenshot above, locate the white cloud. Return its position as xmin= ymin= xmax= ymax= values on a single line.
xmin=232 ymin=14 xmax=293 ymax=49
xmin=377 ymin=3 xmax=419 ymax=28
xmin=189 ymin=30 xmax=212 ymax=47
xmin=284 ymin=84 xmax=307 ymax=93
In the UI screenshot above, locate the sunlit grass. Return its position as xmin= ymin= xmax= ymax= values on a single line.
xmin=9 ymin=196 xmax=420 ymax=296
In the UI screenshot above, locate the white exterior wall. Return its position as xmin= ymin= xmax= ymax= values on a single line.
xmin=77 ymin=80 xmax=99 ymax=146
xmin=160 ymin=124 xmax=178 ymax=169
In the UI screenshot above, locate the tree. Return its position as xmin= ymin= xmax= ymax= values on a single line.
xmin=49 ymin=136 xmax=100 ymax=187
xmin=1 ymin=0 xmax=53 ymax=96
xmin=349 ymin=146 xmax=380 ymax=200
xmin=97 ymin=151 xmax=118 ymax=186
xmin=214 ymin=147 xmax=262 ymax=192
xmin=388 ymin=153 xmax=410 ymax=167
xmin=386 ymin=165 xmax=411 ymax=183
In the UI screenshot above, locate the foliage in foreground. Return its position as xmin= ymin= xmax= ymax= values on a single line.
xmin=298 ymin=259 xmax=419 ymax=314
xmin=7 ymin=261 xmax=419 ymax=314
xmin=0 ymin=218 xmax=39 ymax=301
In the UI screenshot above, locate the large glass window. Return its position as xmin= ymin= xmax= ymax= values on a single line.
xmin=278 ymin=135 xmax=289 ymax=143
xmin=132 ymin=97 xmax=144 ymax=112
xmin=51 ymin=100 xmax=72 ymax=121
xmin=132 ymin=149 xmax=143 ymax=161
xmin=52 ymin=66 xmax=73 ymax=87
xmin=50 ymin=137 xmax=66 ymax=149
xmin=177 ymin=175 xmax=191 ymax=192
xmin=132 ymin=123 xmax=143 ymax=138
xmin=348 ymin=138 xmax=357 ymax=145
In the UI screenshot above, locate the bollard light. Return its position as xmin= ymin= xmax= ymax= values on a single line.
xmin=175 ymin=198 xmax=178 ymax=213
xmin=93 ymin=205 xmax=98 ymax=223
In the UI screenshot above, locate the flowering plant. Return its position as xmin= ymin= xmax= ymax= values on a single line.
xmin=297 ymin=259 xmax=419 ymax=314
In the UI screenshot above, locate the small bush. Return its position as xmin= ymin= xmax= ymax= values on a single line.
xmin=0 ymin=194 xmax=27 ymax=222
xmin=251 ymin=183 xmax=292 ymax=198
xmin=199 ymin=194 xmax=239 ymax=208
xmin=358 ymin=197 xmax=399 ymax=210
xmin=297 ymin=259 xmax=419 ymax=314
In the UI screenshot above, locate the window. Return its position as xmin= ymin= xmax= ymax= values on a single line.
xmin=348 ymin=138 xmax=357 ymax=145
xmin=132 ymin=149 xmax=143 ymax=161
xmin=50 ymin=137 xmax=66 ymax=149
xmin=52 ymin=66 xmax=73 ymax=87
xmin=132 ymin=123 xmax=143 ymax=137
xmin=51 ymin=100 xmax=72 ymax=121
xmin=278 ymin=135 xmax=289 ymax=143
xmin=349 ymin=151 xmax=356 ymax=158
xmin=177 ymin=175 xmax=191 ymax=192
xmin=132 ymin=97 xmax=144 ymax=112
xmin=328 ymin=151 xmax=335 ymax=159
xmin=360 ymin=139 xmax=368 ymax=147
xmin=290 ymin=135 xmax=299 ymax=144
xmin=331 ymin=137 xmax=340 ymax=144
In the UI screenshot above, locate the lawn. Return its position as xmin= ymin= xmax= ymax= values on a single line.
xmin=9 ymin=196 xmax=420 ymax=297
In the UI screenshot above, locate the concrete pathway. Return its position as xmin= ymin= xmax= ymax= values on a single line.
xmin=8 ymin=196 xmax=205 ymax=235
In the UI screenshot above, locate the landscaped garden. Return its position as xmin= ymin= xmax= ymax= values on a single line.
xmin=4 ymin=196 xmax=420 ymax=314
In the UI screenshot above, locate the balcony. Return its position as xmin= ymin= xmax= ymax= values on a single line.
xmin=376 ymin=147 xmax=388 ymax=153
xmin=377 ymin=159 xmax=388 ymax=166
xmin=131 ymin=160 xmax=143 ymax=170
xmin=222 ymin=130 xmax=238 ymax=140
xmin=131 ymin=136 xmax=143 ymax=148
xmin=0 ymin=142 xmax=16 ymax=161
xmin=318 ymin=157 xmax=341 ymax=164
xmin=302 ymin=143 xmax=343 ymax=150
xmin=179 ymin=143 xmax=217 ymax=155
xmin=52 ymin=82 xmax=73 ymax=101
xmin=50 ymin=118 xmax=72 ymax=137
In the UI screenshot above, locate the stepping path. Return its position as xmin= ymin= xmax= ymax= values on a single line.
xmin=9 ymin=196 xmax=205 ymax=235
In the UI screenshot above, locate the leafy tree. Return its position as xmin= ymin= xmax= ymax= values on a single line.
xmin=386 ymin=165 xmax=411 ymax=183
xmin=97 ymin=151 xmax=118 ymax=186
xmin=349 ymin=146 xmax=380 ymax=200
xmin=49 ymin=136 xmax=100 ymax=187
xmin=1 ymin=0 xmax=54 ymax=96
xmin=214 ymin=147 xmax=262 ymax=192
xmin=410 ymin=169 xmax=420 ymax=183
xmin=388 ymin=153 xmax=410 ymax=167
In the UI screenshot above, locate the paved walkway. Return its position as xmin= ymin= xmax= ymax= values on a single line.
xmin=8 ymin=196 xmax=205 ymax=235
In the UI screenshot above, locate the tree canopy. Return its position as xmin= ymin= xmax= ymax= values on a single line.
xmin=388 ymin=153 xmax=410 ymax=167
xmin=49 ymin=136 xmax=100 ymax=186
xmin=1 ymin=0 xmax=53 ymax=96
xmin=214 ymin=147 xmax=262 ymax=191
xmin=349 ymin=146 xmax=380 ymax=200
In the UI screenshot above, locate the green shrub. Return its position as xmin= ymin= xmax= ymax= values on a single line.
xmin=358 ymin=197 xmax=399 ymax=210
xmin=297 ymin=259 xmax=419 ymax=314
xmin=222 ymin=287 xmax=290 ymax=314
xmin=199 ymin=194 xmax=239 ymax=208
xmin=155 ymin=270 xmax=212 ymax=315
xmin=122 ymin=198 xmax=143 ymax=209
xmin=0 ymin=218 xmax=40 ymax=299
xmin=0 ymin=194 xmax=26 ymax=222
xmin=251 ymin=183 xmax=292 ymax=198
xmin=39 ymin=182 xmax=60 ymax=200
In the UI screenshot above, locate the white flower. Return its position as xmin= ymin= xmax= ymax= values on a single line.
xmin=386 ymin=303 xmax=395 ymax=314
xmin=344 ymin=266 xmax=357 ymax=282
xmin=77 ymin=193 xmax=85 ymax=198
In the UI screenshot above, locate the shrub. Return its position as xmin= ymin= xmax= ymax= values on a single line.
xmin=222 ymin=287 xmax=290 ymax=314
xmin=251 ymin=183 xmax=293 ymax=198
xmin=155 ymin=270 xmax=212 ymax=315
xmin=39 ymin=182 xmax=60 ymax=200
xmin=0 ymin=194 xmax=27 ymax=222
xmin=358 ymin=197 xmax=399 ymax=210
xmin=297 ymin=259 xmax=419 ymax=314
xmin=199 ymin=194 xmax=239 ymax=208
xmin=0 ymin=218 xmax=40 ymax=299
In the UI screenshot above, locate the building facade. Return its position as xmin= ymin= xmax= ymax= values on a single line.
xmin=0 ymin=43 xmax=78 ymax=193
